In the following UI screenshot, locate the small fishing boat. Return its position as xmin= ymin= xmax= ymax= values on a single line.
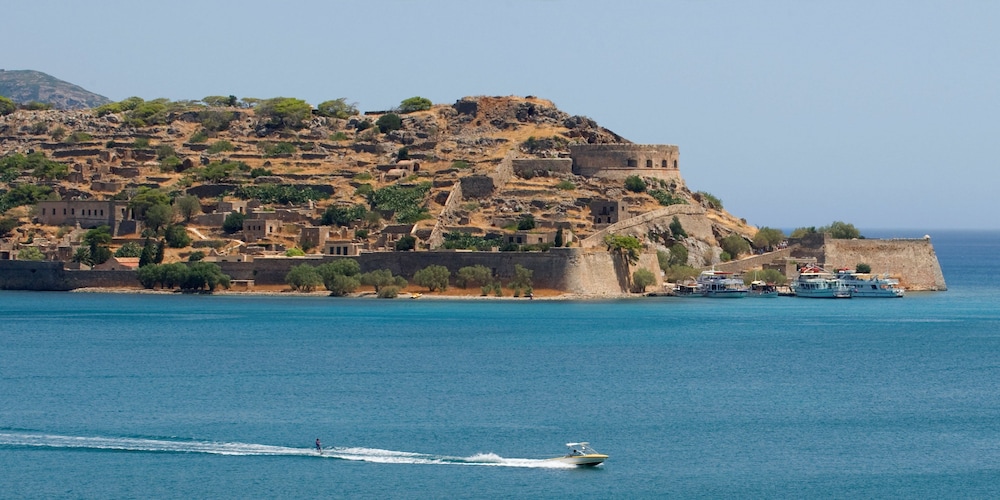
xmin=552 ymin=442 xmax=608 ymax=466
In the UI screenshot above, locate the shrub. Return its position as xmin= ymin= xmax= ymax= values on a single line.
xmin=556 ymin=180 xmax=575 ymax=190
xmin=330 ymin=131 xmax=349 ymax=141
xmin=695 ymin=191 xmax=723 ymax=209
xmin=377 ymin=286 xmax=400 ymax=298
xmin=164 ymin=224 xmax=191 ymax=248
xmin=624 ymin=175 xmax=646 ymax=193
xmin=286 ymin=264 xmax=323 ymax=292
xmin=510 ymin=264 xmax=533 ymax=291
xmin=668 ymin=243 xmax=689 ymax=267
xmin=413 ymin=265 xmax=450 ymax=292
xmin=649 ymin=189 xmax=684 ymax=206
xmin=28 ymin=121 xmax=49 ymax=135
xmin=819 ymin=221 xmax=862 ymax=239
xmin=720 ymin=234 xmax=750 ymax=260
xmin=452 ymin=160 xmax=470 ymax=169
xmin=223 ymin=212 xmax=245 ymax=233
xmin=457 ymin=265 xmax=493 ymax=288
xmin=361 ymin=269 xmax=407 ymax=293
xmin=395 ymin=235 xmax=416 ymax=251
xmin=325 ymin=273 xmax=361 ymax=296
xmin=321 ymin=204 xmax=366 ymax=226
xmin=752 ymin=227 xmax=785 ymax=250
xmin=669 ymin=216 xmax=688 ymax=239
xmin=285 ymin=247 xmax=306 ymax=257
xmin=257 ymin=97 xmax=312 ymax=129
xmin=316 ymin=98 xmax=358 ymax=119
xmin=114 ymin=242 xmax=143 ymax=258
xmin=399 ymin=96 xmax=432 ymax=113
xmin=175 ymin=195 xmax=201 ymax=222
xmin=0 ymin=96 xmax=15 ymax=116
xmin=207 ymin=141 xmax=234 ymax=154
xmin=517 ymin=213 xmax=536 ymax=230
xmin=188 ymin=251 xmax=205 ymax=262
xmin=50 ymin=127 xmax=66 ymax=141
xmin=259 ymin=141 xmax=296 ymax=157
xmin=632 ymin=268 xmax=656 ymax=292
xmin=17 ymin=246 xmax=45 ymax=261
xmin=249 ymin=167 xmax=273 ymax=178
xmin=0 ymin=217 xmax=20 ymax=237
xmin=375 ymin=113 xmax=402 ymax=133
xmin=189 ymin=129 xmax=210 ymax=143
xmin=856 ymin=263 xmax=872 ymax=274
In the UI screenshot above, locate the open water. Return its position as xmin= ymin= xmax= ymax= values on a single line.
xmin=1 ymin=230 xmax=999 ymax=498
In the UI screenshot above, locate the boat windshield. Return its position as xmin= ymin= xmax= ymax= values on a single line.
xmin=566 ymin=442 xmax=600 ymax=455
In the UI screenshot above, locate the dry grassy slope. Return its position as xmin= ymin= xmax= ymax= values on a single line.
xmin=0 ymin=95 xmax=755 ymax=253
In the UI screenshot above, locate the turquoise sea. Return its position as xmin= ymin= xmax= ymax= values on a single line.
xmin=2 ymin=230 xmax=999 ymax=499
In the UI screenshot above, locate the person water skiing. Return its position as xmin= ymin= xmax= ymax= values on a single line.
xmin=315 ymin=438 xmax=322 ymax=453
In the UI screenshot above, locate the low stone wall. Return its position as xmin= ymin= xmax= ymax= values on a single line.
xmin=0 ymin=260 xmax=139 ymax=290
xmin=512 ymin=158 xmax=572 ymax=177
xmin=822 ymin=237 xmax=946 ymax=291
xmin=581 ymin=204 xmax=714 ymax=248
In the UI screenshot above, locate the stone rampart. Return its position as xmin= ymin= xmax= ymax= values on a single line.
xmin=581 ymin=204 xmax=714 ymax=249
xmin=427 ymin=181 xmax=465 ymax=249
xmin=0 ymin=261 xmax=139 ymax=290
xmin=570 ymin=143 xmax=683 ymax=184
xmin=819 ymin=236 xmax=946 ymax=291
xmin=512 ymin=158 xmax=573 ymax=177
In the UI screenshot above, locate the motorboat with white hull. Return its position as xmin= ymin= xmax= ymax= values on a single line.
xmin=552 ymin=442 xmax=608 ymax=466
xmin=790 ymin=266 xmax=852 ymax=298
xmin=697 ymin=270 xmax=748 ymax=298
xmin=835 ymin=269 xmax=905 ymax=298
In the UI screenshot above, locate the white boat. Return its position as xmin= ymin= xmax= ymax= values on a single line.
xmin=553 ymin=442 xmax=608 ymax=466
xmin=834 ymin=269 xmax=905 ymax=298
xmin=790 ymin=266 xmax=852 ymax=298
xmin=697 ymin=270 xmax=748 ymax=298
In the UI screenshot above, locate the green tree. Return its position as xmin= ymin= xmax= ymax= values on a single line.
xmin=114 ymin=241 xmax=143 ymax=258
xmin=720 ymin=234 xmax=750 ymax=260
xmin=316 ymin=259 xmax=362 ymax=296
xmin=0 ymin=217 xmax=20 ymax=238
xmin=395 ymin=235 xmax=416 ymax=251
xmin=375 ymin=113 xmax=402 ymax=133
xmin=360 ymin=269 xmax=407 ymax=293
xmin=325 ymin=274 xmax=361 ymax=296
xmin=128 ymin=188 xmax=171 ymax=221
xmin=257 ymin=97 xmax=312 ymax=129
xmin=789 ymin=226 xmax=817 ymax=238
xmin=175 ymin=195 xmax=201 ymax=222
xmin=316 ymin=98 xmax=358 ymax=119
xmin=164 ymin=224 xmax=191 ymax=248
xmin=517 ymin=213 xmax=536 ymax=230
xmin=222 ymin=211 xmax=246 ymax=233
xmin=0 ymin=184 xmax=54 ymax=212
xmin=139 ymin=238 xmax=156 ymax=267
xmin=17 ymin=246 xmax=45 ymax=261
xmin=321 ymin=204 xmax=366 ymax=226
xmin=668 ymin=243 xmax=688 ymax=267
xmin=413 ymin=265 xmax=450 ymax=292
xmin=820 ymin=221 xmax=862 ymax=239
xmin=632 ymin=268 xmax=656 ymax=292
xmin=0 ymin=95 xmax=15 ymax=116
xmin=285 ymin=247 xmax=306 ymax=257
xmin=144 ymin=203 xmax=174 ymax=233
xmin=753 ymin=227 xmax=785 ymax=250
xmin=669 ymin=216 xmax=688 ymax=239
xmin=742 ymin=268 xmax=787 ymax=286
xmin=554 ymin=227 xmax=564 ymax=247
xmin=624 ymin=175 xmax=646 ymax=193
xmin=286 ymin=264 xmax=323 ymax=292
xmin=510 ymin=264 xmax=533 ymax=293
xmin=180 ymin=262 xmax=231 ymax=292
xmin=456 ymin=265 xmax=493 ymax=288
xmin=603 ymin=234 xmax=642 ymax=266
xmin=84 ymin=226 xmax=113 ymax=265
xmin=399 ymin=96 xmax=432 ymax=113
xmin=206 ymin=140 xmax=234 ymax=154
xmin=856 ymin=263 xmax=872 ymax=274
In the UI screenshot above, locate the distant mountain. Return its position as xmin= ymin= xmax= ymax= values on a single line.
xmin=0 ymin=69 xmax=112 ymax=110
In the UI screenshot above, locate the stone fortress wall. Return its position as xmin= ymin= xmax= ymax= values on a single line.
xmin=569 ymin=143 xmax=683 ymax=185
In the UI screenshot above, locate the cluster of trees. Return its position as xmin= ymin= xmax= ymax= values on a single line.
xmin=137 ymin=261 xmax=230 ymax=292
xmin=233 ymin=184 xmax=329 ymax=205
xmin=0 ymin=95 xmax=54 ymax=116
xmin=790 ymin=221 xmax=862 ymax=240
xmin=0 ymin=151 xmax=68 ymax=182
xmin=367 ymin=183 xmax=431 ymax=224
xmin=285 ymin=259 xmax=410 ymax=298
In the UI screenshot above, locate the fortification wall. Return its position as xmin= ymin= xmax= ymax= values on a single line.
xmin=0 ymin=261 xmax=139 ymax=290
xmin=512 ymin=158 xmax=573 ymax=177
xmin=821 ymin=236 xmax=947 ymax=291
xmin=427 ymin=181 xmax=465 ymax=249
xmin=570 ymin=143 xmax=683 ymax=184
xmin=581 ymin=204 xmax=714 ymax=249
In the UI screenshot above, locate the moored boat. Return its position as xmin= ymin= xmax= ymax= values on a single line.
xmin=790 ymin=266 xmax=852 ymax=298
xmin=553 ymin=442 xmax=608 ymax=466
xmin=834 ymin=269 xmax=905 ymax=298
xmin=697 ymin=270 xmax=748 ymax=298
xmin=748 ymin=280 xmax=778 ymax=298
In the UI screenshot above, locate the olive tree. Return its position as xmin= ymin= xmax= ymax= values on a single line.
xmin=413 ymin=265 xmax=450 ymax=292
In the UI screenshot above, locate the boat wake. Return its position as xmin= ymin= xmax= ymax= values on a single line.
xmin=0 ymin=431 xmax=574 ymax=468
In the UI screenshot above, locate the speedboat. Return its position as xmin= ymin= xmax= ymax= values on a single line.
xmin=697 ymin=270 xmax=748 ymax=298
xmin=790 ymin=266 xmax=852 ymax=298
xmin=553 ymin=442 xmax=608 ymax=466
xmin=834 ymin=269 xmax=905 ymax=298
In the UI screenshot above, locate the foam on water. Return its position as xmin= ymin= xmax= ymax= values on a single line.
xmin=0 ymin=432 xmax=576 ymax=468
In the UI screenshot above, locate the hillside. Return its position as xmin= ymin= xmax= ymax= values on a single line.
xmin=0 ymin=94 xmax=755 ymax=277
xmin=0 ymin=70 xmax=112 ymax=110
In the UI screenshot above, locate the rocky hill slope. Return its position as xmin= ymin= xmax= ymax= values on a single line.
xmin=0 ymin=94 xmax=754 ymax=269
xmin=0 ymin=70 xmax=112 ymax=110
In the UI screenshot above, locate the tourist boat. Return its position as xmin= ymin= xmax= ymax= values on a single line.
xmin=834 ymin=269 xmax=905 ymax=298
xmin=553 ymin=442 xmax=608 ymax=466
xmin=673 ymin=280 xmax=702 ymax=296
xmin=697 ymin=270 xmax=748 ymax=298
xmin=790 ymin=266 xmax=852 ymax=298
xmin=748 ymin=280 xmax=778 ymax=298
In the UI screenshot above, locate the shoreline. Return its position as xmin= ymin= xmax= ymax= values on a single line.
xmin=66 ymin=286 xmax=633 ymax=301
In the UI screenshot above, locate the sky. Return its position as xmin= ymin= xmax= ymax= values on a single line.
xmin=6 ymin=0 xmax=999 ymax=231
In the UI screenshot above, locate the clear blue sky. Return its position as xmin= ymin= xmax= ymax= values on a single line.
xmin=6 ymin=1 xmax=998 ymax=231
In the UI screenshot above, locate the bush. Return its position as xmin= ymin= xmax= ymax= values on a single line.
xmin=457 ymin=265 xmax=493 ymax=288
xmin=360 ymin=269 xmax=407 ymax=293
xmin=720 ymin=234 xmax=750 ymax=259
xmin=325 ymin=273 xmax=361 ymax=296
xmin=819 ymin=221 xmax=862 ymax=239
xmin=321 ymin=204 xmax=366 ymax=226
xmin=164 ymin=224 xmax=192 ymax=248
xmin=223 ymin=212 xmax=245 ymax=233
xmin=375 ymin=113 xmax=402 ymax=133
xmin=0 ymin=217 xmax=20 ymax=238
xmin=377 ymin=286 xmax=400 ymax=298
xmin=0 ymin=96 xmax=15 ymax=116
xmin=649 ymin=189 xmax=684 ymax=206
xmin=395 ymin=235 xmax=416 ymax=251
xmin=234 ymin=184 xmax=328 ymax=204
xmin=259 ymin=142 xmax=296 ymax=157
xmin=556 ymin=180 xmax=575 ymax=190
xmin=856 ymin=263 xmax=872 ymax=274
xmin=624 ymin=175 xmax=646 ymax=193
xmin=189 ymin=129 xmax=210 ymax=143
xmin=510 ymin=264 xmax=533 ymax=292
xmin=413 ymin=265 xmax=450 ymax=292
xmin=207 ymin=141 xmax=234 ymax=154
xmin=517 ymin=213 xmax=536 ymax=230
xmin=753 ymin=227 xmax=785 ymax=250
xmin=632 ymin=268 xmax=656 ymax=292
xmin=330 ymin=131 xmax=349 ymax=141
xmin=17 ymin=246 xmax=45 ymax=261
xmin=285 ymin=247 xmax=306 ymax=257
xmin=669 ymin=216 xmax=688 ymax=239
xmin=399 ymin=96 xmax=432 ymax=113
xmin=695 ymin=191 xmax=723 ymax=209
xmin=114 ymin=242 xmax=143 ymax=258
xmin=257 ymin=97 xmax=312 ymax=129
xmin=286 ymin=264 xmax=323 ymax=292
xmin=188 ymin=251 xmax=205 ymax=262
xmin=249 ymin=167 xmax=272 ymax=178
xmin=317 ymin=98 xmax=358 ymax=119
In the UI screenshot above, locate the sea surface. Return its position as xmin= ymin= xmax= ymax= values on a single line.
xmin=2 ymin=230 xmax=999 ymax=499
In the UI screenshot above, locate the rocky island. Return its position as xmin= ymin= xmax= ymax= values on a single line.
xmin=0 ymin=73 xmax=946 ymax=296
